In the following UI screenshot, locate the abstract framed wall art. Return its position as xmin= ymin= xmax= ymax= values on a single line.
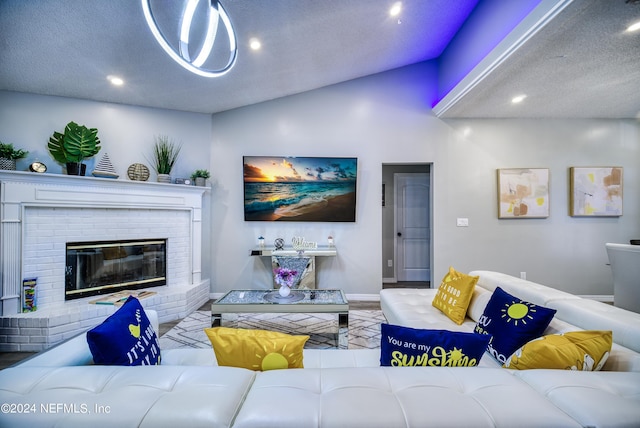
xmin=497 ymin=168 xmax=550 ymax=219
xmin=569 ymin=167 xmax=623 ymax=217
xmin=243 ymin=156 xmax=357 ymax=222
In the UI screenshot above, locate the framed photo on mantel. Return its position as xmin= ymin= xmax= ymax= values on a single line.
xmin=497 ymin=168 xmax=550 ymax=219
xmin=569 ymin=167 xmax=623 ymax=217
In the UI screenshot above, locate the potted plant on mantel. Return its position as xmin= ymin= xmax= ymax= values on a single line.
xmin=190 ymin=169 xmax=210 ymax=186
xmin=0 ymin=141 xmax=29 ymax=170
xmin=149 ymin=135 xmax=181 ymax=183
xmin=48 ymin=121 xmax=101 ymax=176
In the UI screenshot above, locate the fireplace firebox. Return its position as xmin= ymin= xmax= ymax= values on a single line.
xmin=65 ymin=239 xmax=167 ymax=300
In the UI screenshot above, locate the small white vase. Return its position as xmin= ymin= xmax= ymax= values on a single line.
xmin=278 ymin=284 xmax=291 ymax=298
xmin=157 ymin=173 xmax=171 ymax=183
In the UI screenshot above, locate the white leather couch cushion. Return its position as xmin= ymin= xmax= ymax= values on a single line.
xmin=160 ymin=348 xmax=384 ymax=368
xmin=232 ymin=367 xmax=580 ymax=428
xmin=380 ymin=288 xmax=476 ymax=331
xmin=515 ymin=370 xmax=640 ymax=428
xmin=0 ymin=365 xmax=254 ymax=428
xmin=470 ymin=270 xmax=581 ymax=306
xmin=548 ymin=298 xmax=640 ymax=353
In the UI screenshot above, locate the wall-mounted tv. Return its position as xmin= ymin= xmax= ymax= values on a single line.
xmin=243 ymin=156 xmax=357 ymax=222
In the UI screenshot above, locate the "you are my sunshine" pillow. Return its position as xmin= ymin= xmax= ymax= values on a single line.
xmin=380 ymin=323 xmax=491 ymax=367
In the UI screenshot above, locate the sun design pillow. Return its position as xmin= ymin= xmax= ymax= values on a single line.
xmin=503 ymin=330 xmax=612 ymax=371
xmin=86 ymin=296 xmax=161 ymax=365
xmin=205 ymin=327 xmax=309 ymax=371
xmin=474 ymin=287 xmax=556 ymax=364
xmin=380 ymin=323 xmax=491 ymax=367
xmin=432 ymin=266 xmax=479 ymax=324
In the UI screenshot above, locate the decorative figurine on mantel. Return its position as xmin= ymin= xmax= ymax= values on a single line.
xmin=258 ymin=236 xmax=265 ymax=247
xmin=92 ymin=153 xmax=119 ymax=179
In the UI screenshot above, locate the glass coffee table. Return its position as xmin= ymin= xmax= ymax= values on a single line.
xmin=211 ymin=289 xmax=349 ymax=349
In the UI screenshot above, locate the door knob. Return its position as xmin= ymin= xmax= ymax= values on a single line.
xmin=397 ymin=232 xmax=402 ymax=237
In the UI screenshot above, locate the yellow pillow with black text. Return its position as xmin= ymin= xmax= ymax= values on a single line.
xmin=204 ymin=327 xmax=309 ymax=371
xmin=503 ymin=330 xmax=612 ymax=371
xmin=431 ymin=266 xmax=479 ymax=325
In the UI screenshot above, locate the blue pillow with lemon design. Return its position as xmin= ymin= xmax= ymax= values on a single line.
xmin=87 ymin=296 xmax=161 ymax=365
xmin=474 ymin=287 xmax=556 ymax=364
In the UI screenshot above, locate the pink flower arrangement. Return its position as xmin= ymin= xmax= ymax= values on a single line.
xmin=274 ymin=267 xmax=297 ymax=288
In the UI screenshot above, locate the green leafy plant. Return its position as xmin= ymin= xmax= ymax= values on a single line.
xmin=48 ymin=121 xmax=101 ymax=164
xmin=0 ymin=141 xmax=29 ymax=160
xmin=150 ymin=135 xmax=182 ymax=174
xmin=190 ymin=169 xmax=210 ymax=180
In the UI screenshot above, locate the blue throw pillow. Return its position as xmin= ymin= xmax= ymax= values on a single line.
xmin=474 ymin=287 xmax=556 ymax=364
xmin=380 ymin=323 xmax=491 ymax=367
xmin=87 ymin=296 xmax=161 ymax=365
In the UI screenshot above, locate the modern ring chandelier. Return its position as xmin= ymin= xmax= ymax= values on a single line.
xmin=141 ymin=0 xmax=237 ymax=77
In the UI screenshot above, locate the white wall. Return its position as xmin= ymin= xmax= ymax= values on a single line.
xmin=0 ymin=91 xmax=212 ymax=179
xmin=0 ymin=90 xmax=214 ymax=288
xmin=209 ymin=62 xmax=443 ymax=297
xmin=437 ymin=119 xmax=639 ymax=295
xmin=211 ymin=63 xmax=639 ymax=297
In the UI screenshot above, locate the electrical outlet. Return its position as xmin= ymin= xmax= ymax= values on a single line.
xmin=388 ymin=259 xmax=393 ymax=267
xmin=520 ymin=272 xmax=526 ymax=280
xmin=456 ymin=218 xmax=469 ymax=227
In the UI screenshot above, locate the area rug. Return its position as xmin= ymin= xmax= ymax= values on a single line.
xmin=160 ymin=310 xmax=386 ymax=350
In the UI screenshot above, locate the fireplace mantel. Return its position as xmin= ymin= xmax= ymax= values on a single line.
xmin=0 ymin=171 xmax=210 ymax=351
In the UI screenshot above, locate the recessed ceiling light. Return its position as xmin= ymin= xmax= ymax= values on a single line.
xmin=249 ymin=38 xmax=261 ymax=50
xmin=107 ymin=75 xmax=124 ymax=86
xmin=627 ymin=20 xmax=640 ymax=32
xmin=389 ymin=2 xmax=402 ymax=17
xmin=511 ymin=94 xmax=527 ymax=104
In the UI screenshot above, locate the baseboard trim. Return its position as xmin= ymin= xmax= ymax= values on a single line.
xmin=382 ymin=277 xmax=396 ymax=283
xmin=346 ymin=294 xmax=380 ymax=302
xmin=577 ymin=294 xmax=614 ymax=303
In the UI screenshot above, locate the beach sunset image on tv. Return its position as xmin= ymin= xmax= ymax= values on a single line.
xmin=243 ymin=156 xmax=357 ymax=222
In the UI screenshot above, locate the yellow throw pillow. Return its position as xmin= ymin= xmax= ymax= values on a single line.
xmin=431 ymin=266 xmax=479 ymax=325
xmin=503 ymin=330 xmax=612 ymax=371
xmin=204 ymin=327 xmax=309 ymax=371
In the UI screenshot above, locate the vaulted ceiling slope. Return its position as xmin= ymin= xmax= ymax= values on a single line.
xmin=0 ymin=0 xmax=638 ymax=119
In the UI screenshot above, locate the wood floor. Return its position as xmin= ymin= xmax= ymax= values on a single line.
xmin=0 ymin=282 xmax=428 ymax=370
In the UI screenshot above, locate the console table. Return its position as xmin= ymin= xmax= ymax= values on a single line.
xmin=250 ymin=246 xmax=337 ymax=289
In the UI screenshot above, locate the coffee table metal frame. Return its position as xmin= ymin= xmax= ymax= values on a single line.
xmin=211 ymin=289 xmax=349 ymax=349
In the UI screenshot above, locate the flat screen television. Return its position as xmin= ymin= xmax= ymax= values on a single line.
xmin=243 ymin=156 xmax=357 ymax=222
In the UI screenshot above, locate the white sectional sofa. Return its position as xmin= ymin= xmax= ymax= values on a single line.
xmin=1 ymin=271 xmax=639 ymax=427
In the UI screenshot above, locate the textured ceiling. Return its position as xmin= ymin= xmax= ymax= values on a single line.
xmin=439 ymin=0 xmax=640 ymax=119
xmin=0 ymin=0 xmax=639 ymax=119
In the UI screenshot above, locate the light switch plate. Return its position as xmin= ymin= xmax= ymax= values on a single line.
xmin=456 ymin=218 xmax=469 ymax=227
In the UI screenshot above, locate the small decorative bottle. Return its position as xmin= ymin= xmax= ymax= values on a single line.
xmin=258 ymin=236 xmax=265 ymax=247
xmin=328 ymin=236 xmax=334 ymax=247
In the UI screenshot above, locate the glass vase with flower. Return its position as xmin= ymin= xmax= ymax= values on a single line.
xmin=274 ymin=267 xmax=298 ymax=297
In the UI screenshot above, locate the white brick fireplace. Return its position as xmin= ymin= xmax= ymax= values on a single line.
xmin=0 ymin=171 xmax=210 ymax=351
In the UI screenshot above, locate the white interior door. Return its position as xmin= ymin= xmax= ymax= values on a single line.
xmin=395 ymin=173 xmax=430 ymax=281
